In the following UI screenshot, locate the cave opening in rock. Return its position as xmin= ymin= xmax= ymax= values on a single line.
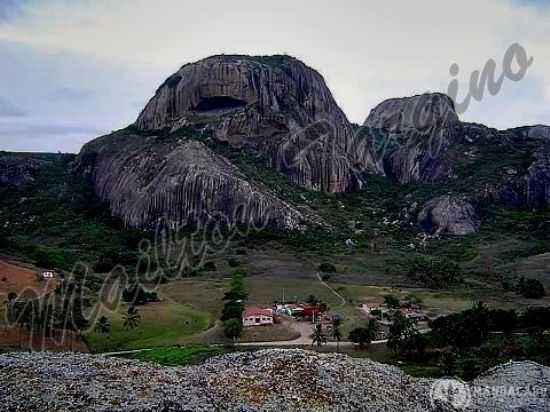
xmin=193 ymin=96 xmax=247 ymax=112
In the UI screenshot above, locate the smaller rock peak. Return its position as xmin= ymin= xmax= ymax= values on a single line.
xmin=365 ymin=92 xmax=458 ymax=132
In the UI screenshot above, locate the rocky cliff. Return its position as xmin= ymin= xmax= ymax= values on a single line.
xmin=136 ymin=55 xmax=374 ymax=193
xmin=364 ymin=93 xmax=461 ymax=184
xmin=75 ymin=128 xmax=316 ymax=231
xmin=0 ymin=153 xmax=53 ymax=189
xmin=361 ymin=93 xmax=550 ymax=235
xmin=75 ymin=55 xmax=386 ymax=230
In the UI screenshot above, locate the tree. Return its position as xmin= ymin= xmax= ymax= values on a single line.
xmin=408 ymin=256 xmax=463 ymax=289
xmin=349 ymin=320 xmax=378 ymax=349
xmin=431 ymin=302 xmax=490 ymax=349
xmin=387 ymin=311 xmax=426 ymax=359
xmin=123 ymin=305 xmax=141 ymax=329
xmin=331 ymin=318 xmax=343 ymax=352
xmin=223 ymin=271 xmax=248 ymax=301
xmin=440 ymin=350 xmax=457 ymax=376
xmin=311 ymin=323 xmax=327 ymax=347
xmin=306 ymin=295 xmax=318 ymax=305
xmin=518 ymin=277 xmax=546 ymax=299
xmin=223 ymin=318 xmax=242 ymax=341
xmin=488 ymin=309 xmax=517 ymax=335
xmin=384 ymin=294 xmax=400 ymax=309
xmin=221 ymin=300 xmax=245 ymax=321
xmin=95 ymin=316 xmax=111 ymax=335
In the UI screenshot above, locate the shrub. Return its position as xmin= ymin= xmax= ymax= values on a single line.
xmin=32 ymin=246 xmax=66 ymax=269
xmin=488 ymin=309 xmax=517 ymax=333
xmin=202 ymin=261 xmax=217 ymax=272
xmin=228 ymin=258 xmax=240 ymax=268
xmin=318 ymin=262 xmax=336 ymax=273
xmin=520 ymin=307 xmax=550 ymax=330
xmin=408 ymin=256 xmax=463 ymax=289
xmin=431 ymin=303 xmax=490 ymax=349
xmin=518 ymin=277 xmax=546 ymax=299
xmin=223 ymin=318 xmax=243 ymax=340
xmin=384 ymin=294 xmax=400 ymax=309
xmin=122 ymin=284 xmax=160 ymax=305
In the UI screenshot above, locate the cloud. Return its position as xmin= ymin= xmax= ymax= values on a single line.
xmin=0 ymin=121 xmax=104 ymax=153
xmin=50 ymin=87 xmax=94 ymax=101
xmin=513 ymin=0 xmax=550 ymax=10
xmin=0 ymin=0 xmax=549 ymax=153
xmin=0 ymin=97 xmax=27 ymax=117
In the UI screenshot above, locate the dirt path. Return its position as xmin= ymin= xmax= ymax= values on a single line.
xmin=315 ymin=272 xmax=346 ymax=306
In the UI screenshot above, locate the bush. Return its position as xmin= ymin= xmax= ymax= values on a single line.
xmin=228 ymin=258 xmax=240 ymax=268
xmin=93 ymin=252 xmax=118 ymax=273
xmin=488 ymin=309 xmax=517 ymax=333
xmin=520 ymin=307 xmax=550 ymax=330
xmin=318 ymin=262 xmax=336 ymax=273
xmin=223 ymin=318 xmax=242 ymax=340
xmin=122 ymin=284 xmax=160 ymax=305
xmin=431 ymin=303 xmax=490 ymax=349
xmin=384 ymin=294 xmax=400 ymax=309
xmin=518 ymin=277 xmax=546 ymax=299
xmin=202 ymin=261 xmax=217 ymax=272
xmin=32 ymin=246 xmax=66 ymax=269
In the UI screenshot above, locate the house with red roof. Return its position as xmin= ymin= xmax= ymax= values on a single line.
xmin=242 ymin=307 xmax=274 ymax=327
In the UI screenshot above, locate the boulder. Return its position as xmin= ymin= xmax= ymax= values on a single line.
xmin=418 ymin=195 xmax=480 ymax=236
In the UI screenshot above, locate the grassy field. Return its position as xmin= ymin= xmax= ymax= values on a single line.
xmin=85 ymin=300 xmax=211 ymax=352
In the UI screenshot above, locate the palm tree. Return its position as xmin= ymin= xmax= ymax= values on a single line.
xmin=123 ymin=305 xmax=141 ymax=329
xmin=311 ymin=323 xmax=327 ymax=347
xmin=95 ymin=316 xmax=111 ymax=335
xmin=331 ymin=318 xmax=343 ymax=352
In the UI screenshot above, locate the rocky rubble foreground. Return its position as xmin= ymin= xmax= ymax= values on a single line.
xmin=0 ymin=349 xmax=548 ymax=411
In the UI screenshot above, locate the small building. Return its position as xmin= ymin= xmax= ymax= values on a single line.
xmin=41 ymin=271 xmax=55 ymax=280
xmin=242 ymin=307 xmax=274 ymax=327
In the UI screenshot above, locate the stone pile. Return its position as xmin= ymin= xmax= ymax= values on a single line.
xmin=0 ymin=349 xmax=548 ymax=411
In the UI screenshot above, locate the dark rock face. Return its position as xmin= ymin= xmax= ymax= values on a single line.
xmin=418 ymin=195 xmax=480 ymax=236
xmin=0 ymin=153 xmax=51 ymax=189
xmin=75 ymin=131 xmax=316 ymax=231
xmin=526 ymin=148 xmax=550 ymax=208
xmin=363 ymin=93 xmax=461 ymax=184
xmin=135 ymin=55 xmax=372 ymax=193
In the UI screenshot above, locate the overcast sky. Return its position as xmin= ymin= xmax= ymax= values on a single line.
xmin=0 ymin=0 xmax=549 ymax=153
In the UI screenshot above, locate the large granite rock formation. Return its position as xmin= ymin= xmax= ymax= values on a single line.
xmin=136 ymin=55 xmax=374 ymax=192
xmin=363 ymin=93 xmax=461 ymax=184
xmin=75 ymin=130 xmax=316 ymax=231
xmin=417 ymin=196 xmax=480 ymax=236
xmin=75 ymin=54 xmax=384 ymax=231
xmin=362 ymin=93 xmax=550 ymax=216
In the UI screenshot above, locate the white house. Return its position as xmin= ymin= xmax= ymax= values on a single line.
xmin=41 ymin=271 xmax=55 ymax=279
xmin=242 ymin=307 xmax=274 ymax=327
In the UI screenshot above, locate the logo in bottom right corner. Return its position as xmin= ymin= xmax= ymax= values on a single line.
xmin=430 ymin=378 xmax=472 ymax=410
